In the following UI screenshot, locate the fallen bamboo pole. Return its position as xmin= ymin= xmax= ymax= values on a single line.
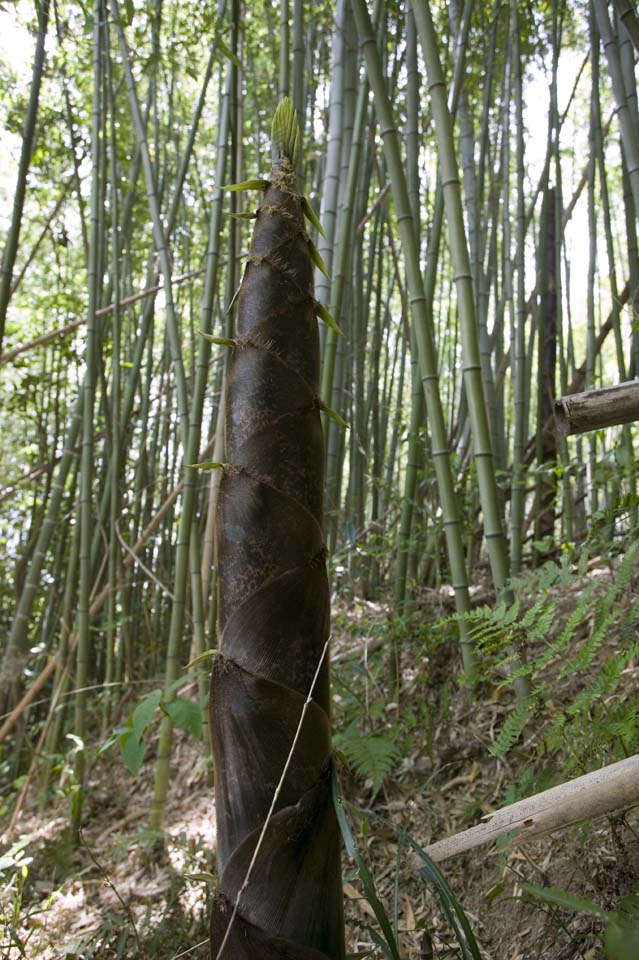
xmin=419 ymin=755 xmax=639 ymax=863
xmin=554 ymin=380 xmax=639 ymax=435
xmin=0 ymin=268 xmax=204 ymax=365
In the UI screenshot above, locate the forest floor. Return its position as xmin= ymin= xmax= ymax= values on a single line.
xmin=2 ymin=548 xmax=638 ymax=960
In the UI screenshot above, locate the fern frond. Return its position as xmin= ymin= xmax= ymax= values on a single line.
xmin=491 ymin=698 xmax=533 ymax=758
xmin=338 ymin=731 xmax=400 ymax=793
xmin=525 ymin=599 xmax=557 ymax=643
xmin=545 ymin=712 xmax=567 ymax=754
xmin=562 ymin=607 xmax=615 ymax=677
xmin=567 ymin=651 xmax=627 ymax=716
xmin=615 ymin=541 xmax=639 ymax=593
xmin=535 ymin=583 xmax=598 ymax=672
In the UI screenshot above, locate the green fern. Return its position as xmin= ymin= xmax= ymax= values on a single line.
xmin=490 ymin=698 xmax=532 ymax=758
xmin=434 ymin=538 xmax=639 ymax=767
xmin=614 ymin=540 xmax=639 ymax=592
xmin=534 ymin=583 xmax=598 ymax=672
xmin=337 ymin=729 xmax=400 ymax=793
xmin=606 ymin=701 xmax=639 ymax=753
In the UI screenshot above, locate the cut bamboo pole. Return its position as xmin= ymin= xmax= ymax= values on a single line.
xmin=555 ymin=380 xmax=639 ymax=435
xmin=419 ymin=755 xmax=639 ymax=863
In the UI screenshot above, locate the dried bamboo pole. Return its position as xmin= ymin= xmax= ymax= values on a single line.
xmin=0 ymin=270 xmax=204 ymax=366
xmin=418 ymin=755 xmax=639 ymax=864
xmin=555 ymin=380 xmax=639 ymax=435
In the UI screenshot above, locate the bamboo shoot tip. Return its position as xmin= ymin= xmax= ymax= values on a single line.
xmin=272 ymin=97 xmax=302 ymax=168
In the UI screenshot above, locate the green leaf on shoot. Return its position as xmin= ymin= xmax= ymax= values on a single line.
xmin=189 ymin=461 xmax=224 ymax=470
xmin=222 ymin=179 xmax=270 ymax=192
xmin=314 ymin=300 xmax=343 ymax=336
xmin=308 ymin=239 xmax=330 ymax=280
xmin=321 ymin=402 xmax=348 ymax=430
xmin=198 ymin=331 xmax=237 ymax=347
xmin=301 ymin=196 xmax=326 ymax=239
xmin=605 ymin=922 xmax=639 ymax=960
xmin=132 ymin=689 xmax=163 ymax=741
xmin=120 ymin=730 xmax=145 ymax=777
xmin=163 ymin=674 xmax=193 ymax=698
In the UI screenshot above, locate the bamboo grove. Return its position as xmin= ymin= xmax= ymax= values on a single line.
xmin=0 ymin=0 xmax=638 ymax=943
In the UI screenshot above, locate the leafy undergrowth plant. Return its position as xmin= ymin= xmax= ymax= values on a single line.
xmin=100 ymin=675 xmax=204 ymax=776
xmin=331 ymin=611 xmax=402 ymax=798
xmin=435 ymin=537 xmax=639 ymax=777
xmin=521 ymin=882 xmax=639 ymax=960
xmin=333 ymin=770 xmax=482 ymax=960
xmin=5 ymin=820 xmax=214 ymax=959
xmin=0 ymin=835 xmax=38 ymax=958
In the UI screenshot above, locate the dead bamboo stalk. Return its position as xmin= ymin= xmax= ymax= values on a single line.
xmin=418 ymin=755 xmax=639 ymax=863
xmin=555 ymin=380 xmax=639 ymax=435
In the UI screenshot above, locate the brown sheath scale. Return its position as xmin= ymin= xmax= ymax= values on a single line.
xmin=209 ymin=100 xmax=345 ymax=960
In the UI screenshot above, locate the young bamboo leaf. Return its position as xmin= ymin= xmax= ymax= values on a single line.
xmin=230 ymin=210 xmax=258 ymax=221
xmin=222 ymin=178 xmax=270 ymax=192
xmin=185 ymin=648 xmax=217 ymax=669
xmin=301 ymin=195 xmax=327 ymax=239
xmin=198 ymin=331 xmax=237 ymax=347
xmin=320 ymin=402 xmax=349 ymax=430
xmin=183 ymin=871 xmax=217 ymax=884
xmin=189 ymin=460 xmax=224 ymax=470
xmin=309 ymin=238 xmax=331 ymax=279
xmin=314 ymin=299 xmax=343 ymax=336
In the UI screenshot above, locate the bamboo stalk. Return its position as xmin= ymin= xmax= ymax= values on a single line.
xmin=72 ymin=0 xmax=104 ymax=834
xmin=351 ymin=0 xmax=476 ymax=676
xmin=594 ymin=0 xmax=639 ymax=217
xmin=412 ymin=0 xmax=513 ymax=604
xmin=0 ymin=0 xmax=51 ymax=352
xmin=612 ymin=0 xmax=639 ymax=57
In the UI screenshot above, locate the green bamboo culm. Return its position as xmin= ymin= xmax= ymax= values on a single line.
xmin=209 ymin=99 xmax=345 ymax=960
